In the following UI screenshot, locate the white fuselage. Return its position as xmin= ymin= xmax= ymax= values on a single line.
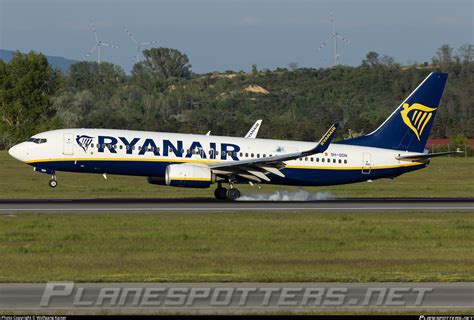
xmin=8 ymin=128 xmax=426 ymax=187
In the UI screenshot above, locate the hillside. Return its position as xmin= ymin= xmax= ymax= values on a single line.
xmin=0 ymin=49 xmax=77 ymax=73
xmin=0 ymin=46 xmax=472 ymax=149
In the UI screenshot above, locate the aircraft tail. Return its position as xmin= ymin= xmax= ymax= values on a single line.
xmin=341 ymin=72 xmax=448 ymax=152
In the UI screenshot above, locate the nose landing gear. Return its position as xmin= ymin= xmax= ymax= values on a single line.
xmin=48 ymin=175 xmax=57 ymax=188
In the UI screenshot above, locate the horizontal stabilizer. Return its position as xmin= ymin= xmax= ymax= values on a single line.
xmin=396 ymin=151 xmax=463 ymax=161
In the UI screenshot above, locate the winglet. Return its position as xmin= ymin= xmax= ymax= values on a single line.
xmin=245 ymin=120 xmax=262 ymax=139
xmin=303 ymin=123 xmax=339 ymax=156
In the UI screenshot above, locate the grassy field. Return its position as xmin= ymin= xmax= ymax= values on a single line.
xmin=0 ymin=211 xmax=473 ymax=283
xmin=0 ymin=151 xmax=473 ymax=199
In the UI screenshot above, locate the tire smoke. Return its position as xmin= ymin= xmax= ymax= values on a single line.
xmin=237 ymin=189 xmax=335 ymax=201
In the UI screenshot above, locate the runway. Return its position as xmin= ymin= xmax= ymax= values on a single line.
xmin=1 ymin=282 xmax=473 ymax=313
xmin=0 ymin=198 xmax=472 ymax=213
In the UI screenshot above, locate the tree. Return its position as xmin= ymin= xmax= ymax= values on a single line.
xmin=140 ymin=47 xmax=192 ymax=81
xmin=362 ymin=51 xmax=380 ymax=67
xmin=458 ymin=44 xmax=473 ymax=63
xmin=67 ymin=61 xmax=125 ymax=99
xmin=380 ymin=54 xmax=395 ymax=67
xmin=288 ymin=62 xmax=298 ymax=71
xmin=0 ymin=51 xmax=61 ymax=144
xmin=251 ymin=64 xmax=258 ymax=75
xmin=433 ymin=44 xmax=454 ymax=68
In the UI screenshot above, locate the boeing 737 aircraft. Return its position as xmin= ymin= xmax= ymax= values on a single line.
xmin=8 ymin=72 xmax=459 ymax=200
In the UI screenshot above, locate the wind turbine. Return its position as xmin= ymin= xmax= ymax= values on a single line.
xmin=318 ymin=14 xmax=351 ymax=66
xmin=125 ymin=28 xmax=159 ymax=63
xmin=84 ymin=21 xmax=118 ymax=63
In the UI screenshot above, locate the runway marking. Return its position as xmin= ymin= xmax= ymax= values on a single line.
xmin=0 ymin=206 xmax=472 ymax=212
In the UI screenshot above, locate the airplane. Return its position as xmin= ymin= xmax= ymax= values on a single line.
xmin=8 ymin=72 xmax=460 ymax=200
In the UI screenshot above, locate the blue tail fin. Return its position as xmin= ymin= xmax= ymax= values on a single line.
xmin=341 ymin=72 xmax=448 ymax=152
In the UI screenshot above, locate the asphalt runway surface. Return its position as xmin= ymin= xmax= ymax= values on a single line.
xmin=1 ymin=282 xmax=472 ymax=313
xmin=0 ymin=198 xmax=472 ymax=213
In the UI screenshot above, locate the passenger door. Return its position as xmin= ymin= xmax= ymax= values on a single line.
xmin=63 ymin=133 xmax=74 ymax=155
xmin=362 ymin=152 xmax=371 ymax=174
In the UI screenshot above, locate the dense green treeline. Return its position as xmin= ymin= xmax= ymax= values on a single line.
xmin=0 ymin=45 xmax=472 ymax=148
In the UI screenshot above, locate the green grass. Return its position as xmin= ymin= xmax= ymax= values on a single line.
xmin=0 ymin=211 xmax=473 ymax=282
xmin=0 ymin=151 xmax=473 ymax=198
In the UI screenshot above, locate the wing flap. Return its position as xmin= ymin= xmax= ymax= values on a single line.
xmin=209 ymin=123 xmax=339 ymax=182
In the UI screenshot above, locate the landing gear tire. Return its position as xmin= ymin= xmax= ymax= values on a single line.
xmin=214 ymin=187 xmax=228 ymax=200
xmin=48 ymin=179 xmax=57 ymax=188
xmin=226 ymin=188 xmax=241 ymax=201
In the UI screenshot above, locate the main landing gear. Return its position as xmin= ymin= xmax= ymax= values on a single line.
xmin=48 ymin=175 xmax=57 ymax=188
xmin=214 ymin=183 xmax=241 ymax=201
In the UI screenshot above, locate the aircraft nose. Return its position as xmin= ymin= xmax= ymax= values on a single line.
xmin=8 ymin=143 xmax=28 ymax=162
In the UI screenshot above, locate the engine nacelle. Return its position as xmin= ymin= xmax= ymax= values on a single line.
xmin=165 ymin=164 xmax=212 ymax=188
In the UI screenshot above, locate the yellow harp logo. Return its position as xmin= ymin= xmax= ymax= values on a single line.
xmin=400 ymin=103 xmax=437 ymax=141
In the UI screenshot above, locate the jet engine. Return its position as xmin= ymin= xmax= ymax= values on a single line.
xmin=165 ymin=164 xmax=213 ymax=188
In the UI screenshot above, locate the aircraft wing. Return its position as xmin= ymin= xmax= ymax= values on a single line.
xmin=395 ymin=151 xmax=463 ymax=161
xmin=209 ymin=123 xmax=339 ymax=182
xmin=244 ymin=119 xmax=262 ymax=138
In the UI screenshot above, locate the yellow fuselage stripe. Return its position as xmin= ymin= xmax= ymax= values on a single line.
xmin=25 ymin=157 xmax=425 ymax=171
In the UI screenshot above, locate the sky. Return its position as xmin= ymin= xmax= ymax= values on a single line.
xmin=0 ymin=0 xmax=473 ymax=73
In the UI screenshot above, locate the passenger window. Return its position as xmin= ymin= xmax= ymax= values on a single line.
xmin=257 ymin=154 xmax=260 ymax=158
xmin=338 ymin=159 xmax=341 ymax=164
xmin=215 ymin=151 xmax=219 ymax=156
xmin=310 ymin=157 xmax=313 ymax=162
xmin=316 ymin=158 xmax=319 ymax=162
xmin=322 ymin=158 xmax=325 ymax=162
xmin=251 ymin=153 xmax=254 ymax=157
xmin=91 ymin=143 xmax=95 ymax=148
xmin=169 ymin=148 xmax=173 ymax=153
xmin=263 ymin=154 xmax=266 ymax=158
xmin=119 ymin=145 xmax=123 ymax=150
xmin=333 ymin=159 xmax=336 ymax=163
xmin=245 ymin=153 xmax=248 ymax=157
xmin=344 ymin=159 xmax=347 ymax=164
xmin=305 ymin=157 xmax=308 ymax=161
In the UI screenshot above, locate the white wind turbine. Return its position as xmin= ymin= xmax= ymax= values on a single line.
xmin=318 ymin=14 xmax=351 ymax=66
xmin=84 ymin=22 xmax=118 ymax=63
xmin=125 ymin=28 xmax=159 ymax=63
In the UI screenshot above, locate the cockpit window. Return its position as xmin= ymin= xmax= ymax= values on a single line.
xmin=27 ymin=138 xmax=47 ymax=144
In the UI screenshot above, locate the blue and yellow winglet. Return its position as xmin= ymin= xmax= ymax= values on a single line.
xmin=303 ymin=122 xmax=339 ymax=156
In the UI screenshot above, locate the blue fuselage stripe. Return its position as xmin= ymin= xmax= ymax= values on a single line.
xmin=29 ymin=160 xmax=426 ymax=187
